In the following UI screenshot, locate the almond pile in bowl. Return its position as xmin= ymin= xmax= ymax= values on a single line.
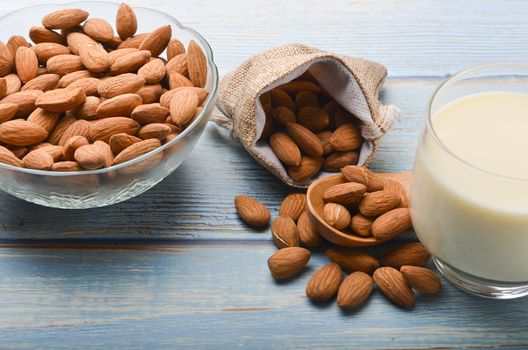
xmin=259 ymin=73 xmax=363 ymax=183
xmin=0 ymin=3 xmax=208 ymax=171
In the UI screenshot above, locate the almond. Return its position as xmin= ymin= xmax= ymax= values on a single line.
xmin=0 ymin=145 xmax=23 ymax=167
xmin=165 ymin=54 xmax=187 ymax=76
xmin=0 ymin=120 xmax=48 ymax=146
xmin=0 ymin=103 xmax=18 ymax=122
xmin=270 ymin=132 xmax=301 ymax=167
xmin=21 ymin=74 xmax=60 ymax=92
xmin=37 ymin=145 xmax=64 ymax=162
xmin=97 ymin=73 xmax=145 ymax=98
xmin=96 ymin=93 xmax=142 ymax=118
xmin=358 ymin=190 xmax=401 ymax=217
xmin=46 ymin=54 xmax=83 ymax=76
xmin=109 ymin=50 xmax=151 ymax=75
xmin=280 ymin=80 xmax=320 ymax=96
xmin=68 ymin=77 xmax=100 ymax=96
xmin=268 ymin=247 xmax=311 ymax=280
xmin=66 ymin=32 xmax=97 ymax=55
xmin=326 ymin=248 xmax=380 ymax=274
xmin=59 ymin=119 xmax=91 ymax=146
xmin=383 ymin=179 xmax=409 ymax=208
xmin=323 ymin=182 xmax=366 ymax=205
xmin=93 ymin=140 xmax=113 ymax=167
xmin=109 ymin=133 xmax=141 ymax=154
xmin=1 ymin=90 xmax=42 ymax=116
xmin=79 ymin=42 xmax=111 ymax=73
xmin=330 ymin=124 xmax=362 ymax=151
xmin=234 ymin=195 xmax=271 ymax=227
xmin=350 ymin=214 xmax=373 ymax=237
xmin=323 ymin=203 xmax=351 ymax=230
xmin=15 ymin=47 xmax=38 ymax=83
xmin=295 ymin=91 xmax=319 ymax=109
xmin=297 ymin=107 xmax=330 ymax=132
xmin=270 ymin=88 xmax=295 ymax=112
xmin=7 ymin=35 xmax=30 ymax=58
xmin=137 ymin=123 xmax=171 ymax=140
xmin=167 ymin=39 xmax=185 ymax=60
xmin=373 ymin=267 xmax=415 ymax=308
xmin=187 ymin=40 xmax=206 ymax=88
xmin=47 ymin=115 xmax=76 ymax=145
xmin=83 ymin=18 xmax=114 ymax=42
xmin=337 ymin=272 xmax=374 ymax=309
xmin=341 ymin=165 xmax=384 ymax=192
xmin=138 ymin=58 xmax=166 ymax=84
xmin=74 ymin=144 xmax=105 ymax=170
xmin=108 ymin=48 xmax=138 ymax=62
xmin=27 ymin=108 xmax=60 ymax=133
xmin=371 ymin=208 xmax=411 ymax=241
xmin=323 ymin=151 xmax=359 ymax=172
xmin=4 ymin=74 xmax=21 ymax=95
xmin=279 ymin=193 xmax=307 ymax=222
xmin=6 ymin=146 xmax=27 ymax=159
xmin=169 ymin=88 xmax=198 ymax=127
xmin=63 ymin=135 xmax=88 ymax=160
xmin=90 ymin=117 xmax=140 ymax=143
xmin=131 ymin=103 xmax=170 ymax=125
xmin=111 ymin=138 xmax=161 ymax=165
xmin=297 ymin=211 xmax=323 ymax=247
xmin=271 ymin=216 xmax=299 ymax=248
xmin=306 ymin=263 xmax=342 ymax=301
xmin=285 ymin=122 xmax=323 ymax=157
xmin=51 ymin=161 xmax=82 ymax=171
xmin=116 ymin=3 xmax=137 ymax=40
xmin=288 ymin=156 xmax=323 ymax=183
xmin=168 ymin=72 xmax=194 ymax=89
xmin=118 ymin=33 xmax=149 ymax=49
xmin=136 ymin=84 xmax=163 ymax=104
xmin=400 ymin=266 xmax=442 ymax=294
xmin=42 ymin=9 xmax=89 ymax=29
xmin=380 ymin=242 xmax=431 ymax=269
xmin=32 ymin=43 xmax=71 ymax=64
xmin=22 ymin=149 xmax=53 ymax=170
xmin=0 ymin=41 xmax=13 ymax=76
xmin=69 ymin=95 xmax=100 ymax=120
xmin=29 ymin=26 xmax=66 ymax=45
xmin=160 ymin=87 xmax=208 ymax=108
xmin=36 ymin=87 xmax=86 ymax=112
xmin=139 ymin=25 xmax=171 ymax=57
xmin=58 ymin=70 xmax=92 ymax=88
xmin=272 ymin=106 xmax=296 ymax=125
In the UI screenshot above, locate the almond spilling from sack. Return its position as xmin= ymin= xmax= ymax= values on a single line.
xmin=260 ymin=71 xmax=364 ymax=183
xmin=0 ymin=3 xmax=209 ymax=171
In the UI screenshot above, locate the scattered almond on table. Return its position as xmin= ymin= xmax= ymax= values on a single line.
xmin=235 ymin=166 xmax=441 ymax=311
xmin=0 ymin=3 xmax=208 ymax=171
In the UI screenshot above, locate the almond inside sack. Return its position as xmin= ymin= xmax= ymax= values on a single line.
xmin=213 ymin=44 xmax=399 ymax=188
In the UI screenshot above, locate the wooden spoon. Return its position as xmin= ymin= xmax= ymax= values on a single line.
xmin=306 ymin=172 xmax=411 ymax=247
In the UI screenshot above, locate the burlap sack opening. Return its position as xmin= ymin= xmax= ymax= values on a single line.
xmin=214 ymin=44 xmax=399 ymax=188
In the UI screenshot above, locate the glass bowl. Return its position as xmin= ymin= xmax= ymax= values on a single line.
xmin=0 ymin=1 xmax=218 ymax=209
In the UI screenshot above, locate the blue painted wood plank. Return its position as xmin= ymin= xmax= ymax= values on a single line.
xmin=0 ymin=242 xmax=526 ymax=349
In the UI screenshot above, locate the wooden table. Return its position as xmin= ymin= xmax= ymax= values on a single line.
xmin=1 ymin=1 xmax=527 ymax=348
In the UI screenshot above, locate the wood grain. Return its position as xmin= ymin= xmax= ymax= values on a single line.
xmin=0 ymin=243 xmax=526 ymax=349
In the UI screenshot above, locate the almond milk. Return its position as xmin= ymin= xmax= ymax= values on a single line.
xmin=411 ymin=92 xmax=528 ymax=282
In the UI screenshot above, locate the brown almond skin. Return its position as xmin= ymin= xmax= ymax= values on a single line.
xmin=96 ymin=93 xmax=142 ymax=118
xmin=337 ymin=272 xmax=374 ymax=309
xmin=0 ymin=120 xmax=48 ymax=146
xmin=32 ymin=43 xmax=71 ymax=64
xmin=286 ymin=122 xmax=324 ymax=158
xmin=268 ymin=247 xmax=311 ymax=280
xmin=83 ymin=18 xmax=114 ymax=42
xmin=27 ymin=108 xmax=60 ymax=133
xmin=326 ymin=248 xmax=380 ymax=274
xmin=234 ymin=195 xmax=270 ymax=227
xmin=297 ymin=107 xmax=330 ymax=132
xmin=42 ymin=9 xmax=89 ymax=30
xmin=1 ymin=90 xmax=43 ymax=117
xmin=270 ymin=88 xmax=295 ymax=112
xmin=139 ymin=25 xmax=172 ymax=57
xmin=330 ymin=123 xmax=362 ymax=151
xmin=63 ymin=135 xmax=89 ymax=161
xmin=21 ymin=74 xmax=60 ymax=92
xmin=306 ymin=263 xmax=342 ymax=301
xmin=90 ymin=117 xmax=140 ymax=143
xmin=111 ymin=138 xmax=161 ymax=165
xmin=323 ymin=151 xmax=359 ymax=172
xmin=297 ymin=211 xmax=323 ymax=247
xmin=400 ymin=266 xmax=442 ymax=294
xmin=295 ymin=91 xmax=319 ymax=110
xmin=271 ymin=216 xmax=299 ymax=249
xmin=187 ymin=40 xmax=207 ymax=88
xmin=170 ymin=88 xmax=199 ymax=127
xmin=74 ymin=144 xmax=106 ymax=170
xmin=323 ymin=182 xmax=366 ymax=206
xmin=323 ymin=203 xmax=351 ymax=230
xmin=373 ymin=267 xmax=415 ymax=308
xmin=167 ymin=39 xmax=185 ymax=60
xmin=279 ymin=193 xmax=306 ymax=222
xmin=384 ymin=179 xmax=409 ymax=208
xmin=22 ymin=149 xmax=53 ymax=170
xmin=341 ymin=165 xmax=384 ymax=192
xmin=116 ymin=3 xmax=138 ymax=40
xmin=270 ymin=132 xmax=302 ymax=167
xmin=0 ymin=42 xmax=13 ymax=77
xmin=15 ymin=47 xmax=38 ymax=83
xmin=138 ymin=123 xmax=171 ymax=140
xmin=351 ymin=214 xmax=373 ymax=237
xmin=358 ymin=190 xmax=401 ymax=217
xmin=165 ymin=53 xmax=187 ymax=76
xmin=0 ymin=103 xmax=19 ymax=123
xmin=58 ymin=120 xmax=91 ymax=146
xmin=138 ymin=58 xmax=166 ymax=84
xmin=371 ymin=208 xmax=412 ymax=241
xmin=0 ymin=145 xmax=23 ymax=167
xmin=109 ymin=133 xmax=142 ymax=155
xmin=47 ymin=116 xmax=76 ymax=145
xmin=51 ymin=161 xmax=82 ymax=171
xmin=280 ymin=80 xmax=320 ymax=95
xmin=288 ymin=156 xmax=323 ymax=183
xmin=35 ymin=87 xmax=86 ymax=113
xmin=380 ymin=242 xmax=431 ymax=269
xmin=97 ymin=73 xmax=145 ymax=98
xmin=132 ymin=103 xmax=170 ymax=125
xmin=29 ymin=26 xmax=66 ymax=45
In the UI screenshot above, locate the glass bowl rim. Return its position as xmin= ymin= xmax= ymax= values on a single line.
xmin=0 ymin=0 xmax=219 ymax=177
xmin=426 ymin=62 xmax=528 ymax=182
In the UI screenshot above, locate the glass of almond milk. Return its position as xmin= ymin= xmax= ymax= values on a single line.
xmin=411 ymin=64 xmax=528 ymax=299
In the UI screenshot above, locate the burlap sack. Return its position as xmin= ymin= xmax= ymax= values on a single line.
xmin=213 ymin=44 xmax=399 ymax=188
